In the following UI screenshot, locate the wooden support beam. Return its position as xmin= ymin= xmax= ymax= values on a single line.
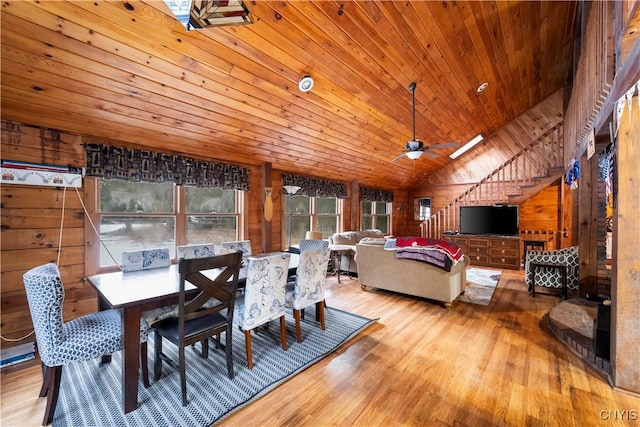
xmin=611 ymin=91 xmax=640 ymax=394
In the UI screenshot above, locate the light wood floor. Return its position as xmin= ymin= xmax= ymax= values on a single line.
xmin=2 ymin=269 xmax=639 ymax=426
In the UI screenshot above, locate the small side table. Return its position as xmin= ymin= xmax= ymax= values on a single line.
xmin=530 ymin=262 xmax=567 ymax=299
xmin=329 ymin=245 xmax=353 ymax=283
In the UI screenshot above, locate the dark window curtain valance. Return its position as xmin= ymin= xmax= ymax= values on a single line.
xmin=281 ymin=173 xmax=347 ymax=199
xmin=360 ymin=186 xmax=394 ymax=203
xmin=85 ymin=143 xmax=249 ymax=191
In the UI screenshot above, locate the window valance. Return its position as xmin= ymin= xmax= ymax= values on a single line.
xmin=360 ymin=186 xmax=394 ymax=203
xmin=281 ymin=173 xmax=347 ymax=199
xmin=85 ymin=143 xmax=249 ymax=191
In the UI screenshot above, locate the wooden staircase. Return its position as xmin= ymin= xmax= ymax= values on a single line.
xmin=420 ymin=123 xmax=565 ymax=240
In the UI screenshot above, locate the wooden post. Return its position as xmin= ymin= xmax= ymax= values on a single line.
xmin=350 ymin=179 xmax=359 ymax=231
xmin=611 ymin=92 xmax=640 ymax=394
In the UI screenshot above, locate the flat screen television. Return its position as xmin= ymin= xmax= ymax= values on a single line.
xmin=459 ymin=205 xmax=519 ymax=236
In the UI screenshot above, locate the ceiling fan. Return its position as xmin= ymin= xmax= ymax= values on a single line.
xmin=392 ymin=82 xmax=460 ymax=162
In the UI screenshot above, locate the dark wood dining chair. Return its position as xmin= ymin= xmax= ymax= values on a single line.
xmin=151 ymin=251 xmax=242 ymax=406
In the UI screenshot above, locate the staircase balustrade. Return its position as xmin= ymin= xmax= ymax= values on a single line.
xmin=421 ymin=123 xmax=564 ymax=240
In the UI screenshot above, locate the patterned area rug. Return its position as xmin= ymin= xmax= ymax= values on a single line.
xmin=52 ymin=306 xmax=376 ymax=426
xmin=456 ymin=267 xmax=502 ymax=306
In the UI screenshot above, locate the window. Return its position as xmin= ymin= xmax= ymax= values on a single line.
xmin=361 ymin=201 xmax=391 ymax=234
xmin=415 ymin=197 xmax=432 ymax=221
xmin=91 ymin=179 xmax=243 ymax=269
xmin=284 ymin=196 xmax=340 ymax=248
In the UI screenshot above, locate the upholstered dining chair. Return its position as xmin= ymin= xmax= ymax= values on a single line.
xmin=234 ymin=252 xmax=291 ymax=369
xmin=285 ymin=247 xmax=330 ymax=343
xmin=121 ymin=247 xmax=171 ymax=272
xmin=121 ymin=247 xmax=176 ymax=326
xmin=23 ymin=263 xmax=149 ymax=426
xmin=176 ymin=243 xmax=216 ymax=260
xmin=219 ymin=240 xmax=252 ymax=258
xmin=298 ymin=238 xmax=329 ymax=252
xmin=151 ymin=252 xmax=242 ymax=406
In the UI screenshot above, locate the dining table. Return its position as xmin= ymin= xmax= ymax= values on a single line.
xmin=86 ymin=252 xmax=297 ymax=414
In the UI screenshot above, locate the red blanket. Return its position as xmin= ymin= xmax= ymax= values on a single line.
xmin=394 ymin=237 xmax=463 ymax=264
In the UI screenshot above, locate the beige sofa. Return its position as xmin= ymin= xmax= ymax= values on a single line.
xmin=328 ymin=229 xmax=385 ymax=274
xmin=355 ymin=239 xmax=470 ymax=307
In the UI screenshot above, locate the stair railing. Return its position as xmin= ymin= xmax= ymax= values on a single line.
xmin=420 ymin=123 xmax=564 ymax=239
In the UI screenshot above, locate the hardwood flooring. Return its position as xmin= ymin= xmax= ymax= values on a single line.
xmin=2 ymin=269 xmax=638 ymax=426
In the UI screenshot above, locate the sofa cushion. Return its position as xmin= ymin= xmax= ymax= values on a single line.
xmin=331 ymin=232 xmax=360 ymax=245
xmin=362 ymin=229 xmax=384 ymax=238
xmin=359 ymin=237 xmax=386 ymax=246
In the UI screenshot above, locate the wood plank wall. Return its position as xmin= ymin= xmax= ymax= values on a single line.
xmin=409 ymin=90 xmax=568 ymax=243
xmin=1 ymin=122 xmax=89 ymax=351
xmin=422 ymin=89 xmax=564 ymax=186
xmin=1 ymin=121 xmax=406 ymax=353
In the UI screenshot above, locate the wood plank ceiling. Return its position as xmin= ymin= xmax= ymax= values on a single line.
xmin=0 ymin=1 xmax=577 ymax=190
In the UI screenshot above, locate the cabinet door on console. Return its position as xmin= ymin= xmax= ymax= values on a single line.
xmin=468 ymin=238 xmax=490 ymax=265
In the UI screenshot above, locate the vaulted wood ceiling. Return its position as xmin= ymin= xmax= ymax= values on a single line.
xmin=0 ymin=1 xmax=577 ymax=190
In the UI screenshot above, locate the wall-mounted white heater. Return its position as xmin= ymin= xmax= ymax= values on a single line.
xmin=1 ymin=160 xmax=84 ymax=188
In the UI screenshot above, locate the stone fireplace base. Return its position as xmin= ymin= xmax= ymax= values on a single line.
xmin=545 ymin=298 xmax=612 ymax=383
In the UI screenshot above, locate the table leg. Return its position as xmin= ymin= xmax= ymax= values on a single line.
xmin=122 ymin=306 xmax=141 ymax=414
xmin=98 ymin=297 xmax=113 ymax=364
xmin=332 ymin=251 xmax=342 ymax=284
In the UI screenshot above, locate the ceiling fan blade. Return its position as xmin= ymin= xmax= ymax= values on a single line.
xmin=422 ymin=150 xmax=440 ymax=158
xmin=391 ymin=152 xmax=407 ymax=162
xmin=428 ymin=142 xmax=460 ymax=150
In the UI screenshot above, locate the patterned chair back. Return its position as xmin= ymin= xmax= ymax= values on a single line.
xmin=121 ymin=247 xmax=171 ymax=272
xmin=219 ymin=240 xmax=252 ymax=257
xmin=22 ymin=263 xmax=65 ymax=365
xmin=298 ymin=239 xmax=328 ymax=252
xmin=23 ymin=264 xmax=150 ymax=424
xmin=287 ymin=247 xmax=330 ymax=310
xmin=525 ymin=246 xmax=579 ymax=290
xmin=235 ymin=253 xmax=291 ymax=329
xmin=177 ymin=243 xmax=216 ymax=260
xmin=23 ymin=263 xmax=145 ymax=367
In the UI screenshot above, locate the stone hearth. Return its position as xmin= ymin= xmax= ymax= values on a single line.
xmin=546 ymin=298 xmax=612 ymax=382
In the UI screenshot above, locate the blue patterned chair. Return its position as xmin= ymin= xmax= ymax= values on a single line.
xmin=298 ymin=239 xmax=329 ymax=252
xmin=285 ymin=247 xmax=330 ymax=343
xmin=234 ymin=253 xmax=291 ymax=369
xmin=525 ymin=246 xmax=579 ymax=297
xmin=176 ymin=243 xmax=216 ymax=260
xmin=23 ymin=263 xmax=149 ymax=425
xmin=121 ymin=247 xmax=171 ymax=272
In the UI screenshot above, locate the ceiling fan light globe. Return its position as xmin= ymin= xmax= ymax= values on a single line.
xmin=406 ymin=151 xmax=423 ymax=160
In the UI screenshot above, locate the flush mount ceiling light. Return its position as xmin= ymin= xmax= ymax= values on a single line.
xmin=477 ymin=82 xmax=489 ymax=93
xmin=163 ymin=0 xmax=253 ymax=31
xmin=298 ymin=75 xmax=314 ymax=93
